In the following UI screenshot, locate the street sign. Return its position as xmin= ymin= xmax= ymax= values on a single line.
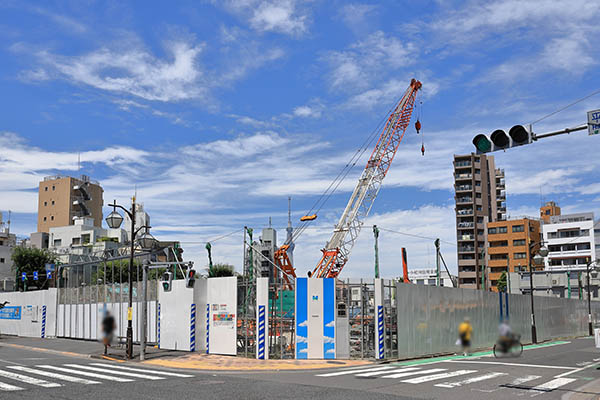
xmin=45 ymin=263 xmax=55 ymax=272
xmin=21 ymin=272 xmax=26 ymax=281
xmin=47 ymin=271 xmax=52 ymax=279
xmin=588 ymin=109 xmax=600 ymax=135
xmin=33 ymin=271 xmax=38 ymax=281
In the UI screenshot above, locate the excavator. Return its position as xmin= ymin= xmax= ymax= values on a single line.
xmin=274 ymin=79 xmax=423 ymax=286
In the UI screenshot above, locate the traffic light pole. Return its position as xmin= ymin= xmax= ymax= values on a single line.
xmin=533 ymin=124 xmax=587 ymax=140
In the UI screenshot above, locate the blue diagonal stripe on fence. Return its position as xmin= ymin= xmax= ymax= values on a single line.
xmin=190 ymin=304 xmax=196 ymax=351
xmin=258 ymin=305 xmax=266 ymax=359
xmin=41 ymin=305 xmax=47 ymax=338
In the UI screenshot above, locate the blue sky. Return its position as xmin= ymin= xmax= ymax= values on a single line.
xmin=1 ymin=0 xmax=599 ymax=278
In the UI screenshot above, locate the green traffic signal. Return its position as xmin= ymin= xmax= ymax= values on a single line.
xmin=472 ymin=134 xmax=492 ymax=153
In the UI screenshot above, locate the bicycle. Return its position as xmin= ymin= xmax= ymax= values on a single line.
xmin=493 ymin=333 xmax=523 ymax=357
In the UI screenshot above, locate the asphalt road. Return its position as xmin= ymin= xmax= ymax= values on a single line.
xmin=0 ymin=337 xmax=599 ymax=399
xmin=236 ymin=337 xmax=600 ymax=400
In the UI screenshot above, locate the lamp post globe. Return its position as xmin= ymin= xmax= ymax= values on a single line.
xmin=533 ymin=253 xmax=544 ymax=265
xmin=138 ymin=231 xmax=157 ymax=250
xmin=538 ymin=245 xmax=549 ymax=257
xmin=105 ymin=211 xmax=124 ymax=229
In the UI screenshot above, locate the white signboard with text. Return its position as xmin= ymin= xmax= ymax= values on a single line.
xmin=207 ymin=277 xmax=237 ymax=355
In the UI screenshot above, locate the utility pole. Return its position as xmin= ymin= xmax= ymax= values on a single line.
xmin=480 ymin=248 xmax=486 ymax=290
xmin=247 ymin=228 xmax=254 ymax=281
xmin=373 ymin=225 xmax=380 ymax=278
xmin=434 ymin=239 xmax=440 ymax=287
xmin=140 ymin=259 xmax=149 ymax=361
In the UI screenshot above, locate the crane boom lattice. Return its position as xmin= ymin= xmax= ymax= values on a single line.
xmin=313 ymin=79 xmax=422 ymax=278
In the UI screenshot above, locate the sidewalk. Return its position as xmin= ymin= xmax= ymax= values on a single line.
xmin=0 ymin=336 xmax=372 ymax=371
xmin=0 ymin=336 xmax=181 ymax=362
xmin=144 ymin=353 xmax=371 ymax=371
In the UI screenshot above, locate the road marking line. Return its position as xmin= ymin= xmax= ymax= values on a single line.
xmin=37 ymin=365 xmax=133 ymax=382
xmin=8 ymin=366 xmax=100 ymax=384
xmin=444 ymin=360 xmax=576 ymax=370
xmin=510 ymin=375 xmax=542 ymax=386
xmin=356 ymin=367 xmax=420 ymax=377
xmin=0 ymin=382 xmax=23 ymax=391
xmin=89 ymin=363 xmax=193 ymax=377
xmin=316 ymin=366 xmax=394 ymax=377
xmin=530 ymin=377 xmax=577 ymax=392
xmin=382 ymin=368 xmax=447 ymax=379
xmin=0 ymin=369 xmax=61 ymax=388
xmin=435 ymin=372 xmax=507 ymax=388
xmin=402 ymin=370 xmax=476 ymax=384
xmin=63 ymin=364 xmax=165 ymax=380
xmin=555 ymin=362 xmax=600 ymax=378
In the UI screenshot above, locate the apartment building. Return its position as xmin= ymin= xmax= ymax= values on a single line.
xmin=0 ymin=213 xmax=16 ymax=286
xmin=454 ymin=153 xmax=506 ymax=289
xmin=540 ymin=201 xmax=561 ymax=223
xmin=37 ymin=175 xmax=103 ymax=233
xmin=486 ymin=218 xmax=543 ymax=292
xmin=543 ymin=212 xmax=600 ymax=271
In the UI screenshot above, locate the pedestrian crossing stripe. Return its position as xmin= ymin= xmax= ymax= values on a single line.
xmin=314 ymin=365 xmax=578 ymax=393
xmin=0 ymin=363 xmax=194 ymax=391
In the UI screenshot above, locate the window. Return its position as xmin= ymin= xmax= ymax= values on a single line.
xmin=43 ymin=216 xmax=47 ymax=222
xmin=513 ymin=239 xmax=526 ymax=246
xmin=488 ymin=227 xmax=497 ymax=234
xmin=490 ymin=254 xmax=508 ymax=260
xmin=44 ymin=186 xmax=48 ymax=191
xmin=52 ymin=185 xmax=55 ymax=191
xmin=476 ymin=206 xmax=482 ymax=211
xmin=477 ymin=217 xmax=483 ymax=223
xmin=416 ymin=279 xmax=424 ymax=285
xmin=512 ymin=225 xmax=524 ymax=232
xmin=50 ymin=216 xmax=54 ymax=221
xmin=0 ymin=241 xmax=3 ymax=246
xmin=475 ymin=181 xmax=481 ymax=186
xmin=428 ymin=279 xmax=436 ymax=285
xmin=545 ymin=210 xmax=550 ymax=215
xmin=477 ymin=229 xmax=484 ymax=235
xmin=44 ymin=201 xmax=47 ymax=206
xmin=498 ymin=226 xmax=507 ymax=233
xmin=475 ymin=169 xmax=480 ymax=174
xmin=577 ymin=243 xmax=591 ymax=250
xmin=490 ymin=240 xmax=508 ymax=247
xmin=563 ymin=244 xmax=576 ymax=251
xmin=72 ymin=237 xmax=81 ymax=245
xmin=53 ymin=239 xmax=62 ymax=247
xmin=514 ymin=252 xmax=527 ymax=259
xmin=476 ymin=193 xmax=482 ymax=198
xmin=0 ymin=258 xmax=4 ymax=263
xmin=51 ymin=200 xmax=55 ymax=205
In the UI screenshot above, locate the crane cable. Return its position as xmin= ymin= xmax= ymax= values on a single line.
xmin=290 ymin=95 xmax=405 ymax=243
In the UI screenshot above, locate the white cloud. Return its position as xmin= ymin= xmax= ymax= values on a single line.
xmin=325 ymin=31 xmax=416 ymax=92
xmin=338 ymin=3 xmax=377 ymax=32
xmin=219 ymin=0 xmax=309 ymax=36
xmin=292 ymin=100 xmax=324 ymax=118
xmin=30 ymin=6 xmax=87 ymax=34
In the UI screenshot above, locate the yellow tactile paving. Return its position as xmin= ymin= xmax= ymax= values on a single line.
xmin=143 ymin=353 xmax=372 ymax=371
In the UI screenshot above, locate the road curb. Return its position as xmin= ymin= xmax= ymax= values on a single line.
xmin=1 ymin=342 xmax=92 ymax=359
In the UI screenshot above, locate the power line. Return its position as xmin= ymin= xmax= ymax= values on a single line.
xmin=531 ymin=88 xmax=600 ymax=126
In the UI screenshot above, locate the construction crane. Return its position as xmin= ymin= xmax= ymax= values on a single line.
xmin=275 ymin=78 xmax=422 ymax=281
xmin=312 ymin=78 xmax=422 ymax=278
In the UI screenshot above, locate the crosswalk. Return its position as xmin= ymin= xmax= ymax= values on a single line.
xmin=0 ymin=362 xmax=193 ymax=392
xmin=315 ymin=365 xmax=578 ymax=395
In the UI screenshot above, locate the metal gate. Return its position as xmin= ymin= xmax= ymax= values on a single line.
xmin=56 ymin=254 xmax=158 ymax=344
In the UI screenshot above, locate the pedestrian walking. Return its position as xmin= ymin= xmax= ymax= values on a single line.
xmin=458 ymin=316 xmax=472 ymax=356
xmin=101 ymin=311 xmax=116 ymax=355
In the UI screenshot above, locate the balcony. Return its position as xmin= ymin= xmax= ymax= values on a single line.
xmin=454 ymin=161 xmax=472 ymax=168
xmin=457 ymin=208 xmax=474 ymax=216
xmin=455 ymin=184 xmax=473 ymax=192
xmin=458 ymin=235 xmax=474 ymax=241
xmin=456 ymin=197 xmax=473 ymax=204
xmin=458 ymin=222 xmax=474 ymax=228
xmin=458 ymin=246 xmax=475 ymax=253
xmin=455 ymin=173 xmax=473 ymax=181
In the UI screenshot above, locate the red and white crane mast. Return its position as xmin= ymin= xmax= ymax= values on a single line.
xmin=312 ymin=79 xmax=422 ymax=278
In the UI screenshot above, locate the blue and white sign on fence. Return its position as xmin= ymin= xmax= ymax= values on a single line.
xmin=33 ymin=271 xmax=38 ymax=281
xmin=21 ymin=272 xmax=26 ymax=282
xmin=45 ymin=263 xmax=55 ymax=272
xmin=0 ymin=306 xmax=21 ymax=320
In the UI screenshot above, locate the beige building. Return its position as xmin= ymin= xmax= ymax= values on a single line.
xmin=454 ymin=153 xmax=506 ymax=289
xmin=37 ymin=175 xmax=103 ymax=233
xmin=486 ymin=217 xmax=543 ymax=292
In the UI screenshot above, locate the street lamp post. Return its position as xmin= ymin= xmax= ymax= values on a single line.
xmin=105 ymin=198 xmax=155 ymax=359
xmin=529 ymin=241 xmax=549 ymax=344
xmin=585 ymin=258 xmax=598 ymax=336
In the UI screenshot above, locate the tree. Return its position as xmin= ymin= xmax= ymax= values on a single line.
xmin=207 ymin=263 xmax=235 ymax=277
xmin=11 ymin=247 xmax=57 ymax=291
xmin=497 ymin=271 xmax=507 ymax=293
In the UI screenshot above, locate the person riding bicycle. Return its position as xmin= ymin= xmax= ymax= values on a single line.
xmin=497 ymin=320 xmax=516 ymax=353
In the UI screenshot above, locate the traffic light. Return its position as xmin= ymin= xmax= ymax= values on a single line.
xmin=186 ymin=268 xmax=196 ymax=288
xmin=472 ymin=125 xmax=532 ymax=154
xmin=161 ymin=271 xmax=173 ymax=292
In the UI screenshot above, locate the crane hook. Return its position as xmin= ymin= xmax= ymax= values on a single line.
xmin=415 ymin=119 xmax=421 ymax=134
xmin=421 ymin=143 xmax=425 ymax=156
